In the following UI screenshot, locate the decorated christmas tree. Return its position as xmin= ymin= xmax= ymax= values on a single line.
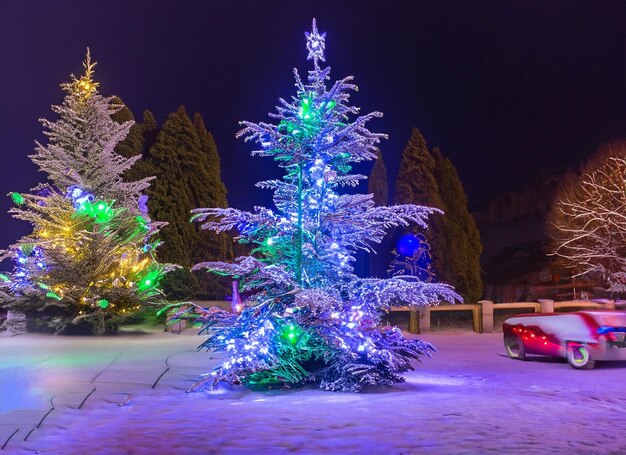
xmin=388 ymin=233 xmax=435 ymax=282
xmin=0 ymin=51 xmax=167 ymax=334
xmin=190 ymin=20 xmax=460 ymax=392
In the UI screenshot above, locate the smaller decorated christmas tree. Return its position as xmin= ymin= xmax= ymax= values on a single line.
xmin=388 ymin=233 xmax=435 ymax=282
xmin=1 ymin=51 xmax=167 ymax=334
xmin=188 ymin=20 xmax=460 ymax=392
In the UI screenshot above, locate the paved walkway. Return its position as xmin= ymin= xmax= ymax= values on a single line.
xmin=0 ymin=327 xmax=209 ymax=452
xmin=3 ymin=329 xmax=626 ymax=454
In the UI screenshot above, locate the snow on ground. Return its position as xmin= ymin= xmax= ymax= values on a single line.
xmin=2 ymin=327 xmax=626 ymax=454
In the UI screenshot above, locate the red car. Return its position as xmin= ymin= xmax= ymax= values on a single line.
xmin=503 ymin=311 xmax=626 ymax=369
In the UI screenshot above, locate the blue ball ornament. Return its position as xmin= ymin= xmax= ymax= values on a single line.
xmin=397 ymin=234 xmax=420 ymax=257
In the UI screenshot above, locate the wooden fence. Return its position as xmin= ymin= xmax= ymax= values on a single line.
xmin=394 ymin=299 xmax=618 ymax=334
xmin=169 ymin=299 xmax=619 ymax=335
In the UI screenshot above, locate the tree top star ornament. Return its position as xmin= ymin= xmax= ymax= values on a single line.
xmin=306 ymin=18 xmax=326 ymax=63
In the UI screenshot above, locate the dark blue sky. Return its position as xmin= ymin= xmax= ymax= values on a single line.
xmin=2 ymin=1 xmax=626 ymax=253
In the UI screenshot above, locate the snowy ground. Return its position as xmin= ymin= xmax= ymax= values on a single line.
xmin=2 ymin=326 xmax=626 ymax=454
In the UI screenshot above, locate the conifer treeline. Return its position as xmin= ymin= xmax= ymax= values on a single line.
xmin=372 ymin=127 xmax=483 ymax=303
xmin=112 ymin=102 xmax=231 ymax=270
xmin=114 ymin=103 xmax=481 ymax=301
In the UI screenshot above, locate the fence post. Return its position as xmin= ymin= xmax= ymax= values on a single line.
xmin=478 ymin=300 xmax=494 ymax=333
xmin=419 ymin=307 xmax=431 ymax=332
xmin=408 ymin=309 xmax=419 ymax=334
xmin=538 ymin=299 xmax=554 ymax=313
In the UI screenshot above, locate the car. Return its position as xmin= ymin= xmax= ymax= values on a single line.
xmin=503 ymin=310 xmax=626 ymax=369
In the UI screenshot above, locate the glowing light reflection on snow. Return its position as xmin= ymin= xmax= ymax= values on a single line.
xmin=202 ymin=385 xmax=234 ymax=396
xmin=405 ymin=374 xmax=467 ymax=387
xmin=0 ymin=368 xmax=48 ymax=413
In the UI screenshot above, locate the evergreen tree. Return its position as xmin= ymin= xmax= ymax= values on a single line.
xmin=144 ymin=106 xmax=199 ymax=266
xmin=139 ymin=110 xmax=160 ymax=155
xmin=144 ymin=107 xmax=230 ymax=269
xmin=110 ymin=97 xmax=141 ymax=158
xmin=367 ymin=149 xmax=390 ymax=277
xmin=188 ymin=20 xmax=459 ymax=392
xmin=109 ymin=102 xmax=230 ymax=297
xmin=393 ymin=128 xmax=446 ymax=279
xmin=29 ymin=55 xmax=152 ymax=212
xmin=432 ymin=148 xmax=483 ymax=303
xmin=367 ymin=149 xmax=388 ymax=206
xmin=193 ymin=113 xmax=231 ymax=263
xmin=394 ymin=128 xmax=442 ymax=209
xmin=130 ymin=110 xmax=161 ymax=183
xmin=393 ymin=130 xmax=483 ymax=302
xmin=110 ymin=99 xmax=158 ymax=185
xmin=0 ymin=51 xmax=166 ymax=334
xmin=194 ymin=113 xmax=228 ymax=209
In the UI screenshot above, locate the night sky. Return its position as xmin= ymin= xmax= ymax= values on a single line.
xmin=2 ymin=1 xmax=626 ymax=253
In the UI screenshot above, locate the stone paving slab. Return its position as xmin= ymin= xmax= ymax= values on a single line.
xmin=93 ymin=370 xmax=164 ymax=386
xmin=103 ymin=361 xmax=169 ymax=373
xmin=0 ymin=328 xmax=205 ymax=452
xmin=0 ymin=424 xmax=21 ymax=449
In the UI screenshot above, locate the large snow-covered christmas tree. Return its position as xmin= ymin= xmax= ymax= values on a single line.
xmin=0 ymin=51 xmax=167 ymax=334
xmin=190 ymin=20 xmax=460 ymax=391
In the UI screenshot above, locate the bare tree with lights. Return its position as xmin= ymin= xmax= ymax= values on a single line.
xmin=552 ymin=156 xmax=626 ymax=292
xmin=188 ymin=20 xmax=460 ymax=392
xmin=0 ymin=51 xmax=167 ymax=334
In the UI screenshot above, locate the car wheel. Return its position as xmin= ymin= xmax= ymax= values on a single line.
xmin=504 ymin=334 xmax=526 ymax=360
xmin=566 ymin=343 xmax=596 ymax=369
